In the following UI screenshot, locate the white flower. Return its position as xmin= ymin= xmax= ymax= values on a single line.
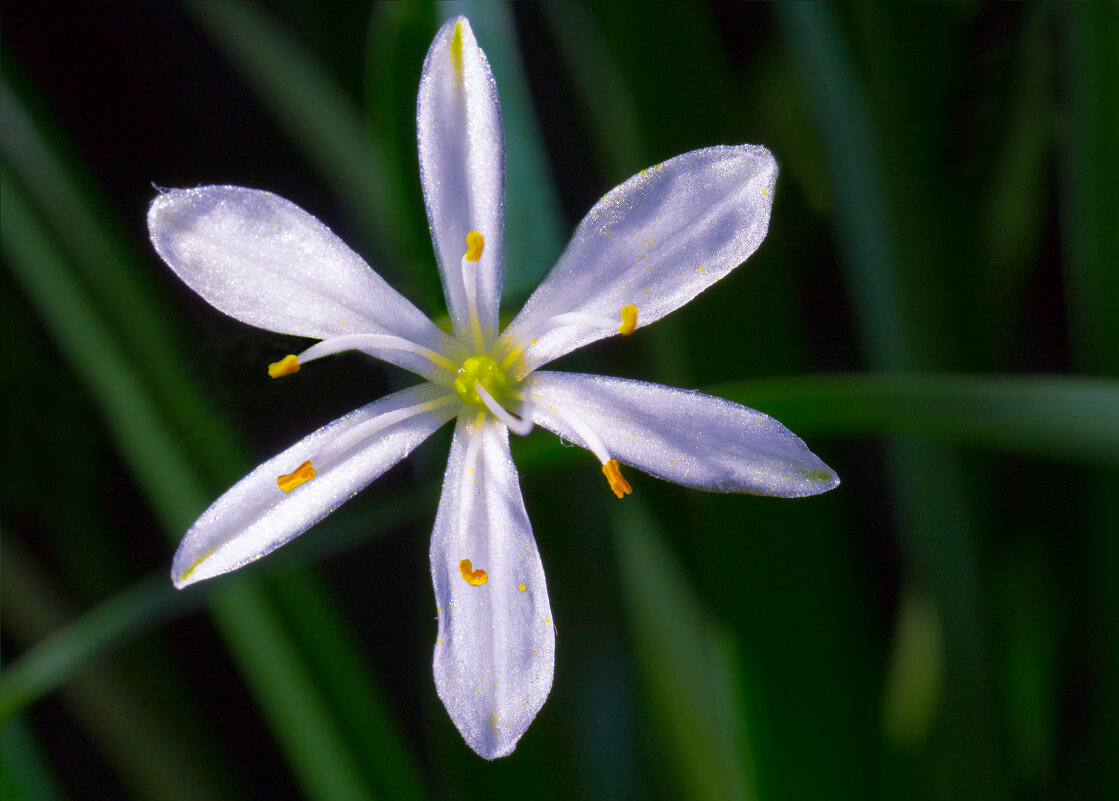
xmin=147 ymin=16 xmax=838 ymax=759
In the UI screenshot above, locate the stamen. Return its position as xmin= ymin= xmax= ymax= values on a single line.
xmin=618 ymin=304 xmax=639 ymax=335
xmin=296 ymin=334 xmax=457 ymax=374
xmin=602 ymin=459 xmax=632 ymax=499
xmin=475 ymin=383 xmax=534 ymax=436
xmin=459 ymin=559 xmax=488 ymax=586
xmin=268 ymin=354 xmax=300 ymax=378
xmin=461 ymin=231 xmax=486 ymax=353
xmin=464 ymin=230 xmax=484 ymax=262
xmin=314 ymin=394 xmax=460 ymax=465
xmin=533 ymin=397 xmax=611 ymax=464
xmin=277 ymin=460 xmax=315 ymax=492
xmin=499 ymin=304 xmax=641 ymax=371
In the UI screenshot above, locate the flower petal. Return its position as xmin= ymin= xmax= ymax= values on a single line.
xmin=498 ymin=145 xmax=777 ymax=377
xmin=149 ymin=186 xmax=459 ymax=381
xmin=430 ymin=414 xmax=555 ymax=759
xmin=526 ymin=372 xmax=839 ymax=497
xmin=171 ymin=383 xmax=458 ymax=588
xmin=417 ymin=16 xmax=505 ymax=345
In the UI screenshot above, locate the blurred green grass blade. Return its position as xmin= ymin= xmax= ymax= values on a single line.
xmin=208 ymin=583 xmax=379 ymax=801
xmin=780 ymin=5 xmax=1001 ymax=798
xmin=979 ymin=5 xmax=1053 ymax=360
xmin=881 ymin=588 xmax=944 ymax=749
xmin=776 ymin=2 xmax=908 ymax=369
xmin=1059 ymin=3 xmax=1119 ymax=376
xmin=612 ymin=500 xmax=758 ymax=801
xmin=0 ymin=165 xmax=211 ymax=524
xmin=0 ymin=720 xmax=68 ymax=801
xmin=542 ymin=2 xmax=643 ymax=179
xmin=1 ymin=168 xmax=382 ymax=800
xmin=450 ymin=1 xmax=565 ymax=297
xmin=1 ymin=536 xmax=238 ymax=801
xmin=184 ymin=0 xmax=418 ymax=287
xmin=0 ymin=487 xmax=433 ymax=729
xmin=0 ymin=71 xmax=234 ymax=486
xmin=364 ymin=1 xmax=441 ymax=311
xmin=1059 ymin=4 xmax=1119 ymax=798
xmin=0 ymin=575 xmax=186 ymax=724
xmin=718 ymin=373 xmax=1119 ymax=467
xmin=270 ymin=570 xmax=428 ymax=801
xmin=996 ymin=549 xmax=1060 ymax=784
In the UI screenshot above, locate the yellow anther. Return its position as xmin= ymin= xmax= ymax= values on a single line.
xmin=277 ymin=460 xmax=315 ymax=492
xmin=268 ymin=354 xmax=300 ymax=378
xmin=465 ymin=230 xmax=484 ymax=261
xmin=618 ymin=304 xmax=638 ymax=336
xmin=459 ymin=559 xmax=488 ymax=586
xmin=518 ymin=582 xmax=526 ymax=592
xmin=602 ymin=459 xmax=632 ymax=499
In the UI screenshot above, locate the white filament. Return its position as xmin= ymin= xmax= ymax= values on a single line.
xmin=314 ymin=393 xmax=460 ymax=465
xmin=461 ymin=254 xmax=485 ymax=353
xmin=529 ymin=393 xmax=611 ymax=464
xmin=500 ymin=311 xmax=621 ymax=371
xmin=299 ymin=333 xmax=457 ymax=374
xmin=475 ymin=384 xmax=535 ymax=436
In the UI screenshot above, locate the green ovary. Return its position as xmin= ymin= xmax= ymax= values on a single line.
xmin=453 ymin=355 xmax=508 ymax=405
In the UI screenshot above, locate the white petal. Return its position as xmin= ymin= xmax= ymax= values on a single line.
xmin=149 ymin=186 xmax=460 ymax=381
xmin=498 ymin=146 xmax=777 ymax=376
xmin=526 ymin=372 xmax=839 ymax=497
xmin=172 ymin=383 xmax=459 ymax=587
xmin=417 ymin=16 xmax=505 ymax=345
xmin=430 ymin=415 xmax=554 ymax=759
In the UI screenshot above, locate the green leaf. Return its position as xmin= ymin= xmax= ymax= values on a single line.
xmin=717 ymin=373 xmax=1119 ymax=467
xmin=612 ymin=499 xmax=759 ymax=801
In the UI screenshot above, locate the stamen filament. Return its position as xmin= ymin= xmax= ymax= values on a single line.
xmin=499 ymin=306 xmax=640 ymax=372
xmin=531 ymin=395 xmax=611 ymax=464
xmin=461 ymin=232 xmax=486 ymax=354
xmin=475 ymin=383 xmax=534 ymax=436
xmin=296 ymin=334 xmax=457 ymax=374
xmin=315 ymin=393 xmax=460 ymax=465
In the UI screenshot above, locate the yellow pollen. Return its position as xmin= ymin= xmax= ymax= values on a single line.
xmin=277 ymin=460 xmax=315 ymax=492
xmin=518 ymin=582 xmax=526 ymax=592
xmin=450 ymin=22 xmax=464 ymax=87
xmin=603 ymin=459 xmax=632 ymax=498
xmin=459 ymin=559 xmax=488 ymax=586
xmin=618 ymin=304 xmax=638 ymax=336
xmin=465 ymin=230 xmax=484 ymax=261
xmin=268 ymin=354 xmax=300 ymax=378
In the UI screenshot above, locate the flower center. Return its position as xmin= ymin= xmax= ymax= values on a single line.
xmin=453 ymin=354 xmax=507 ymax=405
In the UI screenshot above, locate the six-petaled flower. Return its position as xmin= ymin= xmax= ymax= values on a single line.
xmin=148 ymin=16 xmax=839 ymax=759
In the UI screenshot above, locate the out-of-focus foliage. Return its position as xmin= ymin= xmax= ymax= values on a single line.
xmin=2 ymin=2 xmax=1115 ymax=800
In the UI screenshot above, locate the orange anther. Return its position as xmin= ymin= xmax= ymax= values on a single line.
xmin=268 ymin=354 xmax=300 ymax=378
xmin=618 ymin=304 xmax=638 ymax=336
xmin=602 ymin=459 xmax=632 ymax=498
xmin=459 ymin=558 xmax=488 ymax=586
xmin=465 ymin=230 xmax=484 ymax=261
xmin=277 ymin=460 xmax=315 ymax=492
